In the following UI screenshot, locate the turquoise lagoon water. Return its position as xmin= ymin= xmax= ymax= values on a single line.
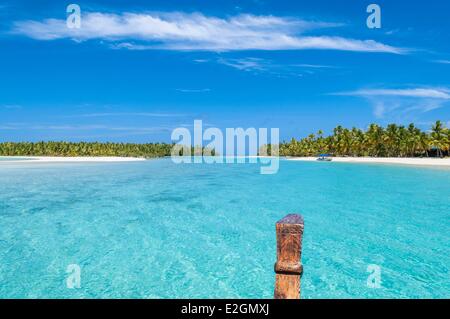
xmin=0 ymin=159 xmax=449 ymax=298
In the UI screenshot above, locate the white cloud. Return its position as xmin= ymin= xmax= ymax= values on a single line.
xmin=12 ymin=11 xmax=403 ymax=53
xmin=332 ymin=87 xmax=450 ymax=120
xmin=291 ymin=63 xmax=335 ymax=68
xmin=334 ymin=88 xmax=450 ymax=99
xmin=70 ymin=112 xmax=186 ymax=118
xmin=193 ymin=59 xmax=209 ymax=63
xmin=1 ymin=104 xmax=22 ymax=109
xmin=434 ymin=60 xmax=450 ymax=64
xmin=373 ymin=101 xmax=388 ymax=118
xmin=175 ymin=88 xmax=211 ymax=93
xmin=0 ymin=123 xmax=173 ymax=133
xmin=215 ymin=57 xmax=335 ymax=77
xmin=217 ymin=57 xmax=267 ymax=71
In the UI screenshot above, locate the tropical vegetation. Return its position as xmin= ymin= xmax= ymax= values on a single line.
xmin=1 ymin=121 xmax=449 ymax=158
xmin=279 ymin=121 xmax=450 ymax=158
xmin=0 ymin=141 xmax=174 ymax=158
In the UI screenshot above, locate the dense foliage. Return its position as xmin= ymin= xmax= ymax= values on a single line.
xmin=280 ymin=121 xmax=450 ymax=158
xmin=1 ymin=121 xmax=449 ymax=158
xmin=0 ymin=141 xmax=174 ymax=158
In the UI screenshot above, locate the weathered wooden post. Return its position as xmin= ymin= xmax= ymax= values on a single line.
xmin=274 ymin=214 xmax=304 ymax=299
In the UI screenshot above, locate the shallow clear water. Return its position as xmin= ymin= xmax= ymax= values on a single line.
xmin=0 ymin=159 xmax=449 ymax=298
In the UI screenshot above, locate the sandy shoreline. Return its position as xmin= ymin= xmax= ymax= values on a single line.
xmin=287 ymin=156 xmax=450 ymax=167
xmin=0 ymin=156 xmax=146 ymax=163
xmin=1 ymin=156 xmax=450 ymax=167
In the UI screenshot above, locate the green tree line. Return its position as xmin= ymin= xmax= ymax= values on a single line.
xmin=279 ymin=120 xmax=450 ymax=158
xmin=1 ymin=121 xmax=449 ymax=158
xmin=0 ymin=141 xmax=174 ymax=158
xmin=0 ymin=141 xmax=215 ymax=158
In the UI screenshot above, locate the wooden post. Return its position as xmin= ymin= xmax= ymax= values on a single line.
xmin=274 ymin=214 xmax=304 ymax=299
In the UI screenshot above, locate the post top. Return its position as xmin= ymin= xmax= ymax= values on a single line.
xmin=277 ymin=214 xmax=304 ymax=225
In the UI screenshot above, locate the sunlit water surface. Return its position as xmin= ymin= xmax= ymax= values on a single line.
xmin=0 ymin=159 xmax=449 ymax=298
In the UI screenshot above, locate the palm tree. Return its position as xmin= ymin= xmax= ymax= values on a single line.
xmin=445 ymin=128 xmax=450 ymax=156
xmin=406 ymin=123 xmax=421 ymax=157
xmin=365 ymin=124 xmax=385 ymax=157
xmin=316 ymin=130 xmax=326 ymax=154
xmin=430 ymin=120 xmax=446 ymax=158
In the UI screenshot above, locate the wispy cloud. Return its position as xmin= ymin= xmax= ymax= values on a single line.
xmin=175 ymin=88 xmax=211 ymax=93
xmin=291 ymin=63 xmax=335 ymax=69
xmin=193 ymin=59 xmax=209 ymax=63
xmin=67 ymin=112 xmax=187 ymax=118
xmin=12 ymin=11 xmax=404 ymax=53
xmin=332 ymin=87 xmax=450 ymax=120
xmin=334 ymin=88 xmax=450 ymax=99
xmin=213 ymin=57 xmax=337 ymax=78
xmin=434 ymin=60 xmax=450 ymax=64
xmin=0 ymin=123 xmax=173 ymax=133
xmin=217 ymin=57 xmax=267 ymax=71
xmin=1 ymin=104 xmax=22 ymax=109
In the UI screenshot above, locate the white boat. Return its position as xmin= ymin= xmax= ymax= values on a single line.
xmin=317 ymin=154 xmax=332 ymax=161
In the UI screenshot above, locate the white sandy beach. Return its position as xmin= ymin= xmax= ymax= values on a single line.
xmin=287 ymin=156 xmax=450 ymax=167
xmin=1 ymin=156 xmax=450 ymax=167
xmin=0 ymin=156 xmax=146 ymax=163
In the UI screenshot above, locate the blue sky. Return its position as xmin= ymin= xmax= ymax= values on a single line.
xmin=0 ymin=0 xmax=449 ymax=142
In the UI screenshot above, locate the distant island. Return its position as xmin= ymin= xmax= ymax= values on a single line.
xmin=0 ymin=121 xmax=449 ymax=158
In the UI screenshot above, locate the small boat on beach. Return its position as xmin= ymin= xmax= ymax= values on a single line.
xmin=317 ymin=154 xmax=332 ymax=161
